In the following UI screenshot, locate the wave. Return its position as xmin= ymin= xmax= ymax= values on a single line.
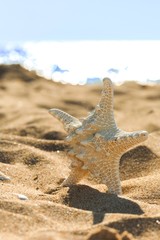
xmin=1 ymin=41 xmax=160 ymax=85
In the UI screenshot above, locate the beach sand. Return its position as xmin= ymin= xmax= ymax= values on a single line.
xmin=0 ymin=64 xmax=160 ymax=240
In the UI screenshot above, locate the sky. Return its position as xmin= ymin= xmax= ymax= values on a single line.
xmin=0 ymin=0 xmax=160 ymax=43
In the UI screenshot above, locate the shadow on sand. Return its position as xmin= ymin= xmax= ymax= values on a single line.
xmin=63 ymin=184 xmax=144 ymax=224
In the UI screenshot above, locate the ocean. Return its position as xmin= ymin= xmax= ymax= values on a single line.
xmin=0 ymin=40 xmax=160 ymax=85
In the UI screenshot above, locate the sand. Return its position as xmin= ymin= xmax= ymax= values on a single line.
xmin=0 ymin=64 xmax=160 ymax=240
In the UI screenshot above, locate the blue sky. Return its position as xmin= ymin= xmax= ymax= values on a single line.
xmin=0 ymin=0 xmax=160 ymax=43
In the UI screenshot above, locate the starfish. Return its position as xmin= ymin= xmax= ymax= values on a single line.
xmin=49 ymin=78 xmax=148 ymax=195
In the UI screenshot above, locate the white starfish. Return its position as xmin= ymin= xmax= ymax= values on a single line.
xmin=49 ymin=78 xmax=148 ymax=195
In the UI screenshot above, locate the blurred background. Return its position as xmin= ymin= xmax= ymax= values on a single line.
xmin=0 ymin=0 xmax=160 ymax=84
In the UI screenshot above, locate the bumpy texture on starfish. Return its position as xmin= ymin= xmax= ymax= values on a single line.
xmin=49 ymin=78 xmax=148 ymax=195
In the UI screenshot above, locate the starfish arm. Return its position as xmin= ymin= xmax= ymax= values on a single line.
xmin=49 ymin=108 xmax=82 ymax=133
xmin=112 ymin=130 xmax=148 ymax=153
xmin=61 ymin=167 xmax=88 ymax=187
xmin=89 ymin=156 xmax=122 ymax=195
xmin=98 ymin=78 xmax=113 ymax=111
xmin=94 ymin=78 xmax=116 ymax=128
xmin=104 ymin=163 xmax=122 ymax=195
xmin=81 ymin=78 xmax=117 ymax=131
